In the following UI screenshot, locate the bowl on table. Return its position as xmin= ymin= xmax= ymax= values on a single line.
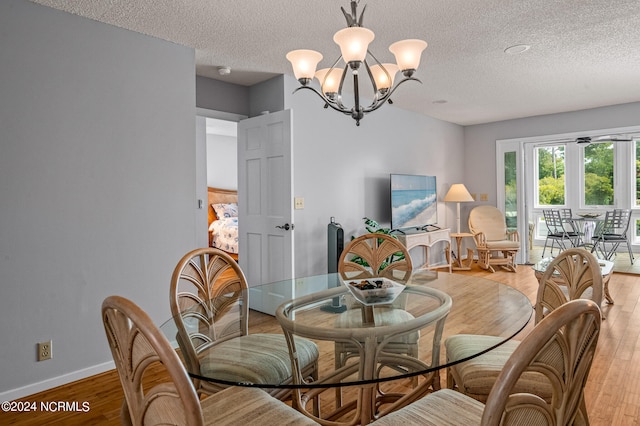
xmin=342 ymin=277 xmax=405 ymax=306
xmin=578 ymin=213 xmax=601 ymax=219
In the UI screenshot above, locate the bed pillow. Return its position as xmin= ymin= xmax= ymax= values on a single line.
xmin=212 ymin=203 xmax=238 ymax=219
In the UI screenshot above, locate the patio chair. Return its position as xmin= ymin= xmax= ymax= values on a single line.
xmin=591 ymin=208 xmax=635 ymax=264
xmin=541 ymin=209 xmax=580 ymax=257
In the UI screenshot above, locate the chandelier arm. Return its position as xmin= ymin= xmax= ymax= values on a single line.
xmin=362 ymin=77 xmax=422 ymax=113
xmin=335 ymin=63 xmax=349 ymax=110
xmin=362 ymin=60 xmax=379 ymax=94
xmin=353 ymin=72 xmax=361 ymax=114
xmin=292 ymin=86 xmax=354 ymax=116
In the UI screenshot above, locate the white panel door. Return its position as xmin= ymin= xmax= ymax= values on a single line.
xmin=238 ymin=110 xmax=294 ymax=315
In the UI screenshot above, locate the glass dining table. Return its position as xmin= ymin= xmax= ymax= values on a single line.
xmin=161 ymin=271 xmax=533 ymax=425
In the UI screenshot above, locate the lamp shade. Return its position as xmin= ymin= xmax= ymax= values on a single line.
xmin=315 ymin=67 xmax=343 ymax=95
xmin=333 ymin=27 xmax=375 ymax=63
xmin=369 ymin=63 xmax=399 ymax=90
xmin=444 ymin=184 xmax=474 ymax=202
xmin=286 ymin=49 xmax=323 ymax=81
xmin=389 ymin=39 xmax=428 ymax=72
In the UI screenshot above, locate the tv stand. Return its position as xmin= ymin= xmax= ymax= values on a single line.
xmin=396 ymin=228 xmax=451 ymax=273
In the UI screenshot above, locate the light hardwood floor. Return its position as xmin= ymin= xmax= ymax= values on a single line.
xmin=2 ymin=262 xmax=639 ymax=425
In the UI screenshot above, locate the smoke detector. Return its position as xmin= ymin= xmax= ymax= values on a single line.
xmin=217 ymin=66 xmax=231 ymax=76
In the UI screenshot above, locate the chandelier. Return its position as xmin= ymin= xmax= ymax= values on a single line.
xmin=286 ymin=1 xmax=428 ymax=126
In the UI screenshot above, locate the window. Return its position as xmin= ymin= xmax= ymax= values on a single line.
xmin=536 ymin=145 xmax=566 ymax=206
xmin=583 ymin=142 xmax=614 ymax=206
xmin=504 ymin=151 xmax=517 ymax=229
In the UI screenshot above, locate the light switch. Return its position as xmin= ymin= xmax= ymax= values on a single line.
xmin=294 ymin=197 xmax=305 ymax=209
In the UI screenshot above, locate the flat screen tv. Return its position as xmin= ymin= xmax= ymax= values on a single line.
xmin=390 ymin=174 xmax=438 ymax=231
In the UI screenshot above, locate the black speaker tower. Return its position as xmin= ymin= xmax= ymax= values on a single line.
xmin=323 ymin=217 xmax=346 ymax=312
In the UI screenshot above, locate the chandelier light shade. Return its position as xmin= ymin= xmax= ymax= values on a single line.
xmin=285 ymin=50 xmax=324 ymax=82
xmin=444 ymin=183 xmax=475 ymax=234
xmin=369 ymin=63 xmax=399 ymax=90
xmin=315 ymin=68 xmax=343 ymax=95
xmin=286 ymin=0 xmax=428 ymax=126
xmin=389 ymin=39 xmax=428 ymax=74
xmin=333 ymin=27 xmax=375 ymax=63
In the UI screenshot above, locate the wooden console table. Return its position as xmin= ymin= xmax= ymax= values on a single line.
xmin=396 ymin=228 xmax=452 ymax=273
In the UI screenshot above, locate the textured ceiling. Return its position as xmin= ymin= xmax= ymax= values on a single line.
xmin=31 ymin=0 xmax=640 ymax=125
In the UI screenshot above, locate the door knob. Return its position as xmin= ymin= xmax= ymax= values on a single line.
xmin=276 ymin=223 xmax=294 ymax=231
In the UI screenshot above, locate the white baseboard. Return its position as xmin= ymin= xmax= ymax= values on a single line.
xmin=0 ymin=361 xmax=115 ymax=402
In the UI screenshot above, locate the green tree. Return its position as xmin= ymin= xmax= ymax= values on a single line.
xmin=538 ymin=146 xmax=565 ymax=180
xmin=584 ymin=173 xmax=614 ymax=205
xmin=537 ymin=146 xmax=565 ymax=205
xmin=584 ymin=143 xmax=614 ymax=205
xmin=539 ymin=176 xmax=565 ymax=204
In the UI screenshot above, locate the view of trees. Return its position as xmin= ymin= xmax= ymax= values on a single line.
xmin=537 ymin=146 xmax=565 ymax=205
xmin=584 ymin=143 xmax=614 ymax=205
xmin=537 ymin=143 xmax=614 ymax=206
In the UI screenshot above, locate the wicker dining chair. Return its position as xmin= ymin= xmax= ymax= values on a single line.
xmin=101 ymin=295 xmax=316 ymax=426
xmin=335 ymin=233 xmax=416 ymax=364
xmin=444 ymin=248 xmax=602 ymax=423
xmin=371 ymin=299 xmax=602 ymax=426
xmin=334 ymin=233 xmax=424 ymax=403
xmin=169 ymin=248 xmax=319 ymax=400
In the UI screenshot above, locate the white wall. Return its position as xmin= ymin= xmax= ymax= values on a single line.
xmin=0 ymin=0 xmax=197 ymax=398
xmin=283 ymin=76 xmax=466 ymax=276
xmin=206 ymin=134 xmax=238 ymax=189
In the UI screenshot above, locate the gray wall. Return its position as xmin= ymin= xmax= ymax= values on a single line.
xmin=282 ymin=76 xmax=466 ymax=276
xmin=0 ymin=0 xmax=196 ymax=398
xmin=196 ymin=75 xmax=249 ymax=115
xmin=249 ymin=75 xmax=286 ymax=117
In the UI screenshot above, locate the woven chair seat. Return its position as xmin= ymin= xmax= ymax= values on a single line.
xmin=201 ymin=386 xmax=316 ymax=425
xmin=445 ymin=335 xmax=551 ymax=401
xmin=371 ymin=388 xmax=484 ymax=425
xmin=200 ymin=333 xmax=319 ymax=385
xmin=334 ymin=307 xmax=419 ymax=344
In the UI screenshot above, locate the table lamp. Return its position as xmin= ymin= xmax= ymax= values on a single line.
xmin=444 ymin=183 xmax=474 ymax=233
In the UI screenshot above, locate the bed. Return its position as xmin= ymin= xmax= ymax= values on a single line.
xmin=208 ymin=187 xmax=239 ymax=260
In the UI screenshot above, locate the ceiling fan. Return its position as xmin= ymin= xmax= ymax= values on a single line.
xmin=574 ymin=135 xmax=634 ymax=144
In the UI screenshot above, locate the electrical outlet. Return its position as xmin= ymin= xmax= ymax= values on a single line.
xmin=480 ymin=193 xmax=489 ymax=201
xmin=294 ymin=197 xmax=305 ymax=209
xmin=37 ymin=340 xmax=52 ymax=361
